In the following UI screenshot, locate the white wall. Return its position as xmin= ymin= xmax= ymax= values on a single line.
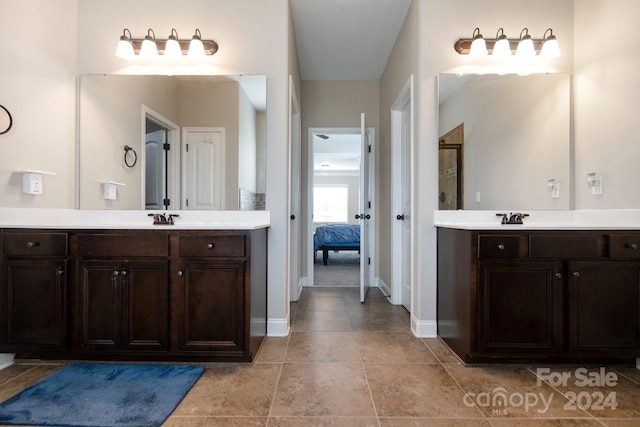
xmin=0 ymin=0 xmax=78 ymax=208
xmin=573 ymin=0 xmax=640 ymax=208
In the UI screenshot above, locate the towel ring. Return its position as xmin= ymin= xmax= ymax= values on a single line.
xmin=0 ymin=105 xmax=13 ymax=135
xmin=124 ymin=145 xmax=137 ymax=168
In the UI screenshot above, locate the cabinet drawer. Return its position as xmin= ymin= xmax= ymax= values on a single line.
xmin=609 ymin=235 xmax=640 ymax=259
xmin=3 ymin=232 xmax=67 ymax=256
xmin=77 ymin=234 xmax=169 ymax=257
xmin=478 ymin=235 xmax=520 ymax=258
xmin=179 ymin=235 xmax=245 ymax=257
xmin=529 ymin=235 xmax=599 ymax=258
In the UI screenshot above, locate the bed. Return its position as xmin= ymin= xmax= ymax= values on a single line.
xmin=313 ymin=223 xmax=360 ymax=265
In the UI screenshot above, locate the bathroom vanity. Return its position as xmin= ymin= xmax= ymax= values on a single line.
xmin=0 ymin=209 xmax=269 ymax=362
xmin=436 ymin=210 xmax=640 ymax=363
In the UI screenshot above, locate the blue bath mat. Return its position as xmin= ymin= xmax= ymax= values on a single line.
xmin=0 ymin=363 xmax=204 ymax=427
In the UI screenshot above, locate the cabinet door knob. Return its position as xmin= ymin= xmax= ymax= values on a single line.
xmin=497 ymin=244 xmax=505 ymax=250
xmin=177 ymin=270 xmax=184 ymax=277
xmin=572 ymin=271 xmax=580 ymax=278
xmin=555 ymin=272 xmax=562 ymax=279
xmin=26 ymin=241 xmax=39 ymax=248
xmin=113 ymin=271 xmax=120 ymax=277
xmin=207 ymin=243 xmax=215 ymax=249
xmin=121 ymin=271 xmax=127 ymax=276
xmin=56 ymin=269 xmax=64 ymax=276
xmin=630 ymin=243 xmax=639 ymax=250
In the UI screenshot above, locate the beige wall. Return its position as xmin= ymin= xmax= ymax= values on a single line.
xmin=0 ymin=0 xmax=78 ymax=208
xmin=300 ymin=80 xmax=380 ymax=280
xmin=573 ymin=0 xmax=640 ymax=208
xmin=378 ymin=0 xmax=420 ymax=294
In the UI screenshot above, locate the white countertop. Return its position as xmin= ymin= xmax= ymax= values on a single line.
xmin=434 ymin=210 xmax=640 ymax=230
xmin=0 ymin=208 xmax=270 ymax=230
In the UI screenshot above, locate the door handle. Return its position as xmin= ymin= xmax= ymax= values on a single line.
xmin=290 ymin=215 xmax=295 ymax=220
xmin=396 ymin=214 xmax=405 ymax=220
xmin=365 ymin=214 xmax=371 ymax=219
xmin=355 ymin=214 xmax=362 ymax=219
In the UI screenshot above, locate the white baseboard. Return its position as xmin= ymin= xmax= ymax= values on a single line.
xmin=0 ymin=354 xmax=15 ymax=370
xmin=267 ymin=315 xmax=290 ymax=337
xmin=375 ymin=277 xmax=392 ymax=298
xmin=411 ymin=316 xmax=437 ymax=338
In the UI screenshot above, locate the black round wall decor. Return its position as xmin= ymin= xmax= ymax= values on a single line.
xmin=0 ymin=105 xmax=13 ymax=135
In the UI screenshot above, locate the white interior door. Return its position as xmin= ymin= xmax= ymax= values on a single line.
xmin=145 ymin=130 xmax=165 ymax=210
xmin=183 ymin=127 xmax=225 ymax=210
xmin=400 ymin=103 xmax=412 ymax=310
xmin=359 ymin=113 xmax=371 ymax=303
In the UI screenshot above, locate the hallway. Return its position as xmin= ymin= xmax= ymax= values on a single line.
xmin=1 ymin=288 xmax=640 ymax=426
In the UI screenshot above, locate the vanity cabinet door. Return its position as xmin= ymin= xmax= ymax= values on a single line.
xmin=78 ymin=259 xmax=169 ymax=352
xmin=3 ymin=258 xmax=67 ymax=350
xmin=477 ymin=260 xmax=564 ymax=356
xmin=569 ymin=261 xmax=640 ymax=355
xmin=78 ymin=260 xmax=122 ymax=350
xmin=175 ymin=260 xmax=246 ymax=355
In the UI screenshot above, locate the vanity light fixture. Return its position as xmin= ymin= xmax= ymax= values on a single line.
xmin=139 ymin=29 xmax=159 ymax=58
xmin=492 ymin=28 xmax=511 ymax=57
xmin=454 ymin=27 xmax=560 ymax=58
xmin=115 ymin=28 xmax=218 ymax=59
xmin=468 ymin=28 xmax=488 ymax=58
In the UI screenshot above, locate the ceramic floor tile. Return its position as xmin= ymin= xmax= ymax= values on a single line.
xmin=357 ymin=333 xmax=439 ymax=364
xmin=0 ymin=365 xmax=61 ymax=403
xmin=597 ymin=420 xmax=640 ymax=426
xmin=285 ymin=332 xmax=362 ymax=362
xmin=0 ymin=364 xmax=34 ymax=386
xmin=348 ymin=311 xmax=410 ymax=333
xmin=267 ymin=416 xmax=379 ymax=426
xmin=163 ymin=416 xmax=267 ymax=426
xmin=610 ymin=366 xmax=640 ymax=385
xmin=379 ymin=418 xmax=492 ymax=426
xmin=172 ymin=364 xmax=280 ymax=417
xmin=255 ymin=336 xmax=290 ymax=363
xmin=445 ymin=364 xmax=593 ymax=419
xmin=422 ymin=338 xmax=463 ymax=364
xmin=297 ymin=295 xmax=349 ymax=312
xmin=532 ymin=366 xmax=640 ymax=419
xmin=489 ymin=420 xmax=605 ymax=426
xmin=364 ymin=363 xmax=483 ymax=418
xmin=270 ymin=362 xmax=376 ymax=417
xmin=291 ymin=310 xmax=353 ymax=332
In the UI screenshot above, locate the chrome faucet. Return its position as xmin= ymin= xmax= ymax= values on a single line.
xmin=496 ymin=212 xmax=529 ymax=225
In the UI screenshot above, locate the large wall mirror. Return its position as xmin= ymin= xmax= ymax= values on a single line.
xmin=438 ymin=73 xmax=571 ymax=211
xmin=79 ymin=74 xmax=267 ymax=210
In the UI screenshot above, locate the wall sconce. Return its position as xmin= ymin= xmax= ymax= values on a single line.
xmin=587 ymin=172 xmax=603 ymax=196
xmin=116 ymin=28 xmax=218 ymax=59
xmin=547 ymin=178 xmax=560 ymax=199
xmin=455 ymin=27 xmax=561 ymax=59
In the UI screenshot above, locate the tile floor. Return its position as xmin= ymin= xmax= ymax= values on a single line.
xmin=1 ymin=287 xmax=640 ymax=426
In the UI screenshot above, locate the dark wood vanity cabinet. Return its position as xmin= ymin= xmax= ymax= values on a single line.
xmin=1 ymin=232 xmax=68 ymax=353
xmin=0 ymin=228 xmax=267 ymax=362
xmin=438 ymin=228 xmax=640 ymax=362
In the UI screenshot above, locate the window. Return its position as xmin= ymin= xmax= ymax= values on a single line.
xmin=314 ymin=185 xmax=349 ymax=223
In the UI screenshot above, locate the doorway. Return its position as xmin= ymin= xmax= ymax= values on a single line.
xmin=142 ymin=107 xmax=179 ymax=210
xmin=307 ymin=123 xmax=375 ymax=301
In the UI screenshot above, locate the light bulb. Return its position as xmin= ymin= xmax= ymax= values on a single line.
xmin=540 ymin=29 xmax=561 ymax=59
xmin=516 ymin=28 xmax=535 ymax=58
xmin=139 ymin=29 xmax=158 ymax=58
xmin=188 ymin=29 xmax=206 ymax=57
xmin=115 ymin=29 xmax=135 ymax=59
xmin=164 ymin=29 xmax=182 ymax=57
xmin=492 ymin=29 xmax=511 ymax=58
xmin=468 ymin=28 xmax=487 ymax=58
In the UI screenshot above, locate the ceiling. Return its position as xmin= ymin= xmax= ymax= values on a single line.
xmin=314 ymin=134 xmax=361 ymax=172
xmin=290 ymin=0 xmax=412 ymax=80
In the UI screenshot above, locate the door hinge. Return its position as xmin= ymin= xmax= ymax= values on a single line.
xmin=368 ymin=201 xmax=371 ymax=209
xmin=163 ymin=143 xmax=170 ymax=151
xmin=186 ymin=144 xmax=189 ymax=152
xmin=368 ymin=145 xmax=371 ymax=153
xmin=163 ymin=198 xmax=170 ymax=207
xmin=186 ymin=198 xmax=189 ymax=207
xmin=368 ymin=257 xmax=371 ymax=265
